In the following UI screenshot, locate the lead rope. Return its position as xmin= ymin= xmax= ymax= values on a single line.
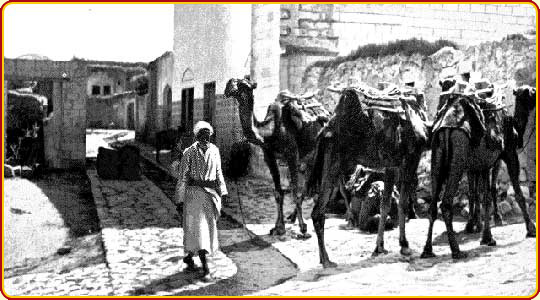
xmin=233 ymin=180 xmax=256 ymax=239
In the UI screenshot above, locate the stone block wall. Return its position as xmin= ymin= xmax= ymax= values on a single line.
xmin=5 ymin=59 xmax=87 ymax=169
xmin=251 ymin=4 xmax=281 ymax=120
xmin=214 ymin=95 xmax=243 ymax=169
xmin=280 ymin=3 xmax=536 ymax=93
xmin=87 ymin=93 xmax=136 ymax=128
xmin=302 ymin=38 xmax=536 ymax=185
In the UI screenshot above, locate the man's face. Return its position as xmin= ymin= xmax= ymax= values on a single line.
xmin=196 ymin=128 xmax=211 ymax=145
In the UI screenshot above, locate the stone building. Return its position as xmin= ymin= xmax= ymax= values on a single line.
xmin=4 ymin=58 xmax=148 ymax=169
xmin=160 ymin=3 xmax=537 ymax=174
xmin=142 ymin=51 xmax=174 ymax=143
xmin=86 ymin=63 xmax=147 ymax=129
xmin=171 ymin=4 xmax=280 ymax=164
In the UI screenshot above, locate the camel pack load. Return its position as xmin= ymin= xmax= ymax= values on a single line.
xmin=327 ymin=83 xmax=430 ymax=144
xmin=277 ymin=90 xmax=331 ymax=130
xmin=433 ymin=78 xmax=508 ymax=151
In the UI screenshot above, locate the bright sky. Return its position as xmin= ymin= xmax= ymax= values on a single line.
xmin=3 ymin=3 xmax=174 ymax=62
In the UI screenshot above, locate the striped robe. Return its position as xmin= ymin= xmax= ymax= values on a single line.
xmin=174 ymin=141 xmax=227 ymax=255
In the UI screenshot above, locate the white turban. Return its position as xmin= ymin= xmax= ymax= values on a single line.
xmin=193 ymin=121 xmax=214 ymax=136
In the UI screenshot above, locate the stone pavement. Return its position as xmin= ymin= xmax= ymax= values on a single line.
xmin=133 ymin=141 xmax=537 ymax=297
xmin=4 ymin=171 xmax=237 ymax=296
xmin=89 ymin=171 xmax=237 ymax=296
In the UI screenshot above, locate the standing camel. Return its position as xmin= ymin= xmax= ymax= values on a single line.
xmin=466 ymin=86 xmax=537 ymax=232
xmin=421 ymin=85 xmax=536 ymax=260
xmin=224 ymin=77 xmax=328 ymax=237
xmin=306 ymin=86 xmax=429 ymax=268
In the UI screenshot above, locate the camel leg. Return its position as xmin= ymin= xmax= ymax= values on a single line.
xmin=372 ymin=169 xmax=397 ymax=257
xmin=312 ymin=187 xmax=336 ymax=268
xmin=422 ymin=136 xmax=445 ymax=259
xmin=504 ymin=151 xmax=536 ymax=237
xmin=442 ymin=168 xmax=467 ymax=259
xmin=339 ymin=178 xmax=356 ymax=228
xmin=263 ymin=149 xmax=286 ymax=236
xmin=465 ymin=171 xmax=482 ymax=233
xmin=398 ymin=159 xmax=416 ymax=256
xmin=286 ymin=153 xmax=310 ymax=238
xmin=491 ymin=160 xmax=503 ymax=226
xmin=420 ymin=174 xmax=442 ymax=258
xmin=480 ymin=171 xmax=497 ymax=246
xmin=406 ymin=154 xmax=422 ymax=220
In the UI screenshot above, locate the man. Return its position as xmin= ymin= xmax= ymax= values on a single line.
xmin=173 ymin=121 xmax=227 ymax=281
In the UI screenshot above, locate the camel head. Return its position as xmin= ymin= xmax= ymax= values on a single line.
xmin=224 ymin=77 xmax=264 ymax=146
xmin=224 ymin=77 xmax=257 ymax=101
xmin=513 ymin=85 xmax=536 ymax=147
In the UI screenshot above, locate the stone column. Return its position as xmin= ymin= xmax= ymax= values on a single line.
xmin=251 ymin=4 xmax=281 ymax=121
xmin=44 ymin=80 xmax=63 ymax=168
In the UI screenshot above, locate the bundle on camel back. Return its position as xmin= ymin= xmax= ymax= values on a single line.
xmin=307 ymin=82 xmax=429 ymax=267
xmin=278 ymin=89 xmax=331 ymax=133
xmin=434 ymin=78 xmax=506 ymax=152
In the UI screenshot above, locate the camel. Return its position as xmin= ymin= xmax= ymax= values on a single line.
xmin=421 ymin=85 xmax=536 ymax=260
xmin=466 ymin=86 xmax=537 ymax=232
xmin=224 ymin=77 xmax=329 ymax=237
xmin=306 ymin=86 xmax=429 ymax=268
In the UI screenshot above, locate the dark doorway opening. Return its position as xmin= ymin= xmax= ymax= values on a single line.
xmin=127 ymin=102 xmax=135 ymax=130
xmin=181 ymin=88 xmax=194 ymax=135
xmin=164 ymin=86 xmax=173 ymax=129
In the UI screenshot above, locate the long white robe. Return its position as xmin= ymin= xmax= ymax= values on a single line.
xmin=174 ymin=142 xmax=227 ymax=255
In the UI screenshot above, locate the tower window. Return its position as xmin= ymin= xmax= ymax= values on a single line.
xmin=91 ymin=85 xmax=101 ymax=95
xmin=103 ymin=85 xmax=111 ymax=95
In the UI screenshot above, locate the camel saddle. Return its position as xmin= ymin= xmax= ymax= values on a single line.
xmin=278 ymin=90 xmax=331 ymax=131
xmin=434 ymin=79 xmax=506 ymax=150
xmin=344 ymin=83 xmax=429 ymax=143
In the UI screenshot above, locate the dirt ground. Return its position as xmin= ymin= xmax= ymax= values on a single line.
xmin=4 ymin=171 xmax=104 ymax=278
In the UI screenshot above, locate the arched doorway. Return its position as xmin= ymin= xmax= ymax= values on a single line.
xmin=163 ymin=85 xmax=172 ymax=129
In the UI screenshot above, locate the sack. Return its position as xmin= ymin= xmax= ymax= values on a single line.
xmin=118 ymin=145 xmax=141 ymax=180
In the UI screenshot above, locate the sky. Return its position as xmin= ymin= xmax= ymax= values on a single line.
xmin=3 ymin=3 xmax=174 ymax=62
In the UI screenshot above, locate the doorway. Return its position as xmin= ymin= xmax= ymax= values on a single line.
xmin=181 ymin=87 xmax=194 ymax=134
xmin=127 ymin=102 xmax=135 ymax=130
xmin=164 ymin=86 xmax=172 ymax=129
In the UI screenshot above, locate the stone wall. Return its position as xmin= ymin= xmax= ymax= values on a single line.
xmin=154 ymin=52 xmax=174 ymax=132
xmin=251 ymin=4 xmax=281 ymax=120
xmin=142 ymin=52 xmax=174 ymax=143
xmin=4 ymin=59 xmax=87 ymax=169
xmin=280 ymin=3 xmax=536 ymax=93
xmin=87 ymin=93 xmax=137 ymax=129
xmin=301 ymin=37 xmax=536 ymax=185
xmin=303 ymin=38 xmax=536 ymax=116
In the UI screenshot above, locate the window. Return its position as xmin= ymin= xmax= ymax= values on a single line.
xmin=91 ymin=85 xmax=101 ymax=95
xmin=103 ymin=85 xmax=111 ymax=95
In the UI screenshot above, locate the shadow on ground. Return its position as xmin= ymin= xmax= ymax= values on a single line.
xmin=127 ymin=229 xmax=298 ymax=296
